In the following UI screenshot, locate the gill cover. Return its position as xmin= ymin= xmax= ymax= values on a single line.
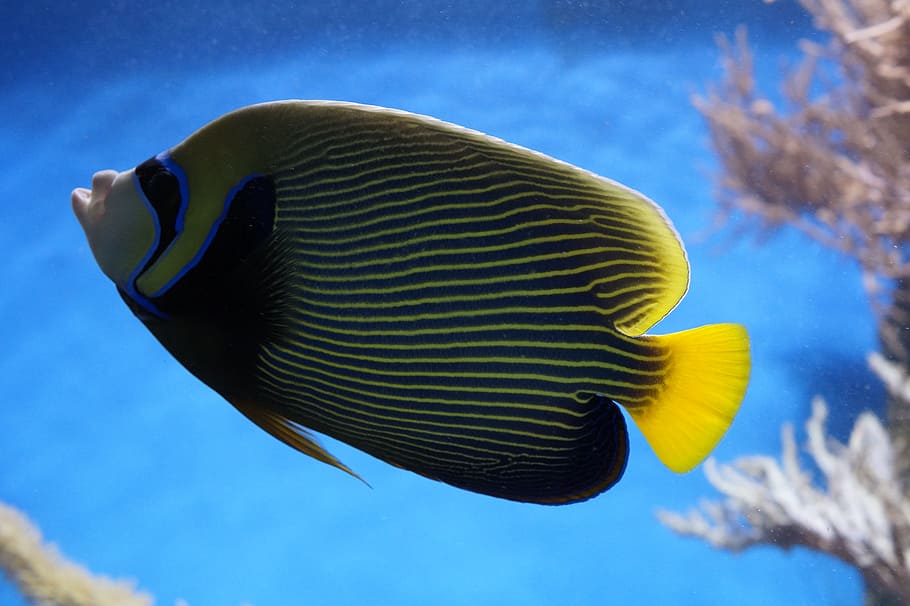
xmin=131 ymin=108 xmax=288 ymax=301
xmin=73 ymin=156 xmax=193 ymax=318
xmin=74 ymin=104 xmax=285 ymax=318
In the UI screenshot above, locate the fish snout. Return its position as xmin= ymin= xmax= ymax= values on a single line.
xmin=71 ymin=169 xmax=119 ymax=230
xmin=71 ymin=166 xmax=158 ymax=290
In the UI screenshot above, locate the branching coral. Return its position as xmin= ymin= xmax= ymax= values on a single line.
xmin=662 ymin=1 xmax=910 ymax=604
xmin=702 ymin=1 xmax=910 ymax=284
xmin=658 ymin=356 xmax=910 ymax=603
xmin=701 ymin=1 xmax=910 ymax=377
xmin=0 ymin=501 xmax=152 ymax=606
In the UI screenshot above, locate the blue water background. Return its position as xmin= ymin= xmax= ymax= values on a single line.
xmin=0 ymin=2 xmax=878 ymax=604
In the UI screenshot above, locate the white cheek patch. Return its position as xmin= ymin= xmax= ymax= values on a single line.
xmin=71 ymin=168 xmax=158 ymax=300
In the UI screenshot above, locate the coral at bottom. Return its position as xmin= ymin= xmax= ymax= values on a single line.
xmin=658 ymin=355 xmax=910 ymax=604
xmin=0 ymin=501 xmax=153 ymax=606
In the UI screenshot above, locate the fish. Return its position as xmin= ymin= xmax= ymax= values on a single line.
xmin=71 ymin=100 xmax=750 ymax=504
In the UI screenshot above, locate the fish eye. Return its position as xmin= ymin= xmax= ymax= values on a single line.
xmin=135 ymin=157 xmax=181 ymax=246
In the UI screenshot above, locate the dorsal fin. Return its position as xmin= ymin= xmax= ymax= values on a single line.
xmin=266 ymin=101 xmax=691 ymax=336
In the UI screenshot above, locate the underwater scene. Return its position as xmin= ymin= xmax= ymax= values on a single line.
xmin=3 ymin=1 xmax=908 ymax=604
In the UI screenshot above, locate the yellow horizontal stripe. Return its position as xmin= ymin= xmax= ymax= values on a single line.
xmin=278 ymin=318 xmax=655 ymax=358
xmin=280 ymin=199 xmax=652 ymax=251
xmin=287 ymin=408 xmax=575 ymax=472
xmin=283 ymin=246 xmax=655 ymax=286
xmin=284 ymin=218 xmax=610 ymax=259
xmin=269 ymin=333 xmax=666 ymax=378
xmin=264 ymin=340 xmax=659 ymax=396
xmin=271 ymin=384 xmax=593 ymax=453
xmin=256 ymin=363 xmax=588 ymax=446
xmin=275 ymin=126 xmax=604 ymax=201
xmin=275 ymin=125 xmax=479 ymax=180
xmin=277 ymin=139 xmax=472 ymax=183
xmin=287 ymin=261 xmax=661 ymax=297
xmin=283 ymin=301 xmax=610 ymax=325
xmin=280 ymin=155 xmax=500 ymax=203
xmin=278 ymin=168 xmax=595 ymax=223
xmin=258 ymin=350 xmax=569 ymax=409
xmin=288 ymin=232 xmax=632 ymax=271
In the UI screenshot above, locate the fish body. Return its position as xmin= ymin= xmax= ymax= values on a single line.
xmin=72 ymin=101 xmax=750 ymax=504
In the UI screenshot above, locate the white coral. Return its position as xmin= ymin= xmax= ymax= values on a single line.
xmin=658 ymin=355 xmax=910 ymax=602
xmin=0 ymin=502 xmax=152 ymax=606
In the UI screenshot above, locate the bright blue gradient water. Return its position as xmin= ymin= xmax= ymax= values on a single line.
xmin=0 ymin=2 xmax=875 ymax=605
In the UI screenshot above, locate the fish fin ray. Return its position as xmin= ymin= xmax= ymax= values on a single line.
xmin=627 ymin=323 xmax=750 ymax=472
xmin=232 ymin=400 xmax=368 ymax=485
xmin=530 ymin=398 xmax=629 ymax=505
xmin=268 ymin=101 xmax=689 ymax=337
xmin=597 ymin=192 xmax=690 ymax=337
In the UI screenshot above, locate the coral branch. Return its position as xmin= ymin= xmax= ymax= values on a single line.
xmin=698 ymin=3 xmax=910 ymax=285
xmin=669 ymin=2 xmax=910 ymax=604
xmin=657 ymin=396 xmax=910 ymax=603
xmin=694 ymin=0 xmax=910 ymax=478
xmin=0 ymin=502 xmax=152 ymax=606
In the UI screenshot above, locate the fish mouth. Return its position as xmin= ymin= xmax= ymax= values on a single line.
xmin=72 ymin=169 xmax=118 ymax=230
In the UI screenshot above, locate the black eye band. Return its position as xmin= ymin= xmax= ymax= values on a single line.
xmin=135 ymin=157 xmax=182 ymax=270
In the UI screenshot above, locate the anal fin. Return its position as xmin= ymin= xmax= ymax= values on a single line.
xmin=232 ymin=400 xmax=368 ymax=486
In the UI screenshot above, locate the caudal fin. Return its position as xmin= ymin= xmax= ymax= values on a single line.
xmin=626 ymin=323 xmax=750 ymax=473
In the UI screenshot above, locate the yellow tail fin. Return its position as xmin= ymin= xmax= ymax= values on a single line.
xmin=627 ymin=323 xmax=750 ymax=473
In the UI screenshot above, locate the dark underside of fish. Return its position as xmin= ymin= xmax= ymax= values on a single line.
xmin=72 ymin=101 xmax=750 ymax=504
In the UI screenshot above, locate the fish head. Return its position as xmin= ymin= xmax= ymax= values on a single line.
xmin=72 ymin=168 xmax=158 ymax=292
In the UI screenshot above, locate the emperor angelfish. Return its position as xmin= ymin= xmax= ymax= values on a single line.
xmin=72 ymin=100 xmax=750 ymax=504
